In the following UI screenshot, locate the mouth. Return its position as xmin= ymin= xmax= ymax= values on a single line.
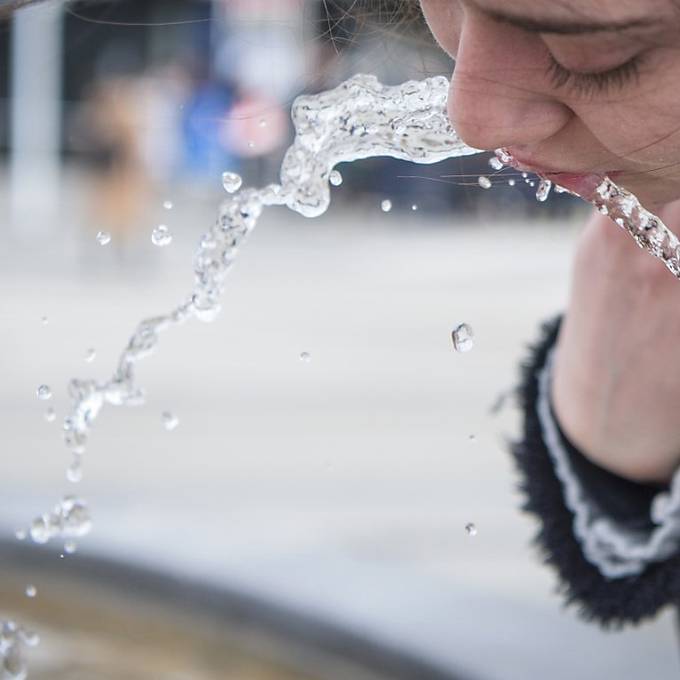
xmin=502 ymin=149 xmax=619 ymax=199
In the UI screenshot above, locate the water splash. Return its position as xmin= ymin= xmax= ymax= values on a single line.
xmin=28 ymin=496 xmax=92 ymax=545
xmin=222 ymin=171 xmax=242 ymax=194
xmin=58 ymin=74 xmax=478 ymax=468
xmin=592 ymin=179 xmax=680 ymax=277
xmin=492 ymin=148 xmax=680 ymax=277
xmin=66 ymin=457 xmax=83 ymax=483
xmin=535 ymin=179 xmax=552 ymax=202
xmin=161 ymin=411 xmax=179 ymax=431
xmin=95 ymin=231 xmax=111 ymax=246
xmin=0 ymin=621 xmax=39 ymax=680
xmin=14 ymin=69 xmax=676 ymax=680
xmin=58 ymin=73 xmax=675 ymax=537
xmin=451 ymin=323 xmax=475 ymax=353
xmin=151 ymin=224 xmax=173 ymax=247
xmin=35 ymin=385 xmax=51 ymax=401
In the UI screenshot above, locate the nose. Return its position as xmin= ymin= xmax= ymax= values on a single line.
xmin=449 ymin=11 xmax=571 ymax=151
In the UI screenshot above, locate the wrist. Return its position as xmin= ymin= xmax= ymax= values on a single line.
xmin=551 ymin=335 xmax=679 ymax=486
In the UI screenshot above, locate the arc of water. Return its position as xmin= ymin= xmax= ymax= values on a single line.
xmin=45 ymin=74 xmax=680 ymax=539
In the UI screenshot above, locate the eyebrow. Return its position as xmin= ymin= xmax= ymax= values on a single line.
xmin=469 ymin=2 xmax=659 ymax=35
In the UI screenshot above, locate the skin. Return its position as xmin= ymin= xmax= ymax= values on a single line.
xmin=420 ymin=0 xmax=680 ymax=483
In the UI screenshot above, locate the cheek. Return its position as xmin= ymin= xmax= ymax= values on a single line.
xmin=419 ymin=0 xmax=462 ymax=59
xmin=576 ymin=50 xmax=680 ymax=170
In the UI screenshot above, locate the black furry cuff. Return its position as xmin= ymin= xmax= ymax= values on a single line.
xmin=511 ymin=316 xmax=680 ymax=627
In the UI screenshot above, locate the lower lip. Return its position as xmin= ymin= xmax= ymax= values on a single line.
xmin=506 ymin=153 xmax=620 ymax=199
xmin=542 ymin=172 xmax=607 ymax=198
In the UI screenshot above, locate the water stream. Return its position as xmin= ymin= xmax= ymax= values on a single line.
xmin=6 ymin=73 xmax=678 ymax=678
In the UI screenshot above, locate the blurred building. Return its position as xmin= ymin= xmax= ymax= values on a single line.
xmin=0 ymin=0 xmax=577 ymax=231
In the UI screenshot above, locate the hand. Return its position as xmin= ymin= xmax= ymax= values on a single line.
xmin=552 ymin=200 xmax=680 ymax=484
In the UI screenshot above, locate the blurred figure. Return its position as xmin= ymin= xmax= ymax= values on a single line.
xmin=82 ymin=74 xmax=152 ymax=248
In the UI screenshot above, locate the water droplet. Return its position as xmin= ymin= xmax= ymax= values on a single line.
xmin=247 ymin=140 xmax=255 ymax=149
xmin=66 ymin=460 xmax=83 ymax=483
xmin=15 ymin=529 xmax=26 ymax=541
xmin=258 ymin=118 xmax=267 ymax=128
xmin=163 ymin=200 xmax=174 ymax=210
xmin=29 ymin=517 xmax=51 ymax=544
xmin=535 ymin=179 xmax=552 ymax=202
xmin=488 ymin=157 xmax=503 ymax=171
xmin=478 ymin=176 xmax=492 ymax=189
xmin=64 ymin=540 xmax=77 ymax=554
xmin=329 ymin=170 xmax=343 ymax=186
xmin=451 ymin=323 xmax=474 ymax=353
xmin=25 ymin=585 xmax=36 ymax=599
xmin=521 ymin=172 xmax=528 ymax=179
xmin=468 ymin=434 xmax=476 ymax=443
xmin=222 ymin=171 xmax=243 ymax=193
xmin=299 ymin=351 xmax=311 ymax=363
xmin=85 ymin=348 xmax=96 ymax=363
xmin=411 ymin=204 xmax=418 ymax=211
xmin=495 ymin=147 xmax=512 ymax=164
xmin=36 ymin=385 xmax=52 ymax=401
xmin=465 ymin=522 xmax=478 ymax=537
xmin=151 ymin=224 xmax=173 ymax=247
xmin=162 ymin=411 xmax=179 ymax=431
xmin=381 ymin=199 xmax=392 ymax=212
xmin=96 ymin=231 xmax=111 ymax=246
xmin=45 ymin=407 xmax=56 ymax=423
xmin=40 ymin=316 xmax=49 ymax=326
xmin=508 ymin=179 xmax=516 ymax=187
xmin=191 ymin=294 xmax=221 ymax=323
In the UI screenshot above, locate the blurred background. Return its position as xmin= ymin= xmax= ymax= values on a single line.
xmin=0 ymin=1 xmax=678 ymax=679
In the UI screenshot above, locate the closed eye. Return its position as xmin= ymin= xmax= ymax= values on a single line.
xmin=545 ymin=53 xmax=643 ymax=96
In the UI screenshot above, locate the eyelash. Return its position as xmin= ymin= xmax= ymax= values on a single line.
xmin=545 ymin=53 xmax=643 ymax=96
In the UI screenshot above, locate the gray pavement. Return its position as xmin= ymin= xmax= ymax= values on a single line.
xmin=1 ymin=182 xmax=678 ymax=679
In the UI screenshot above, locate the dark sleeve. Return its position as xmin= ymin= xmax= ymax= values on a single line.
xmin=511 ymin=315 xmax=680 ymax=628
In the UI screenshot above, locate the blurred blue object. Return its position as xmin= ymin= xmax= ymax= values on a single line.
xmin=182 ymin=79 xmax=238 ymax=180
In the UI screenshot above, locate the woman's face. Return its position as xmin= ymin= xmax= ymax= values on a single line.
xmin=419 ymin=0 xmax=680 ymax=208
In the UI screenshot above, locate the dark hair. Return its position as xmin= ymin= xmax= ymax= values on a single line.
xmin=320 ymin=0 xmax=426 ymax=41
xmin=314 ymin=1 xmax=431 ymax=64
